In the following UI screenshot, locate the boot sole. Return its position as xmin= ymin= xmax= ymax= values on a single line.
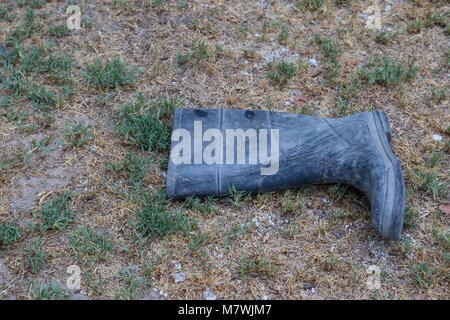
xmin=370 ymin=111 xmax=405 ymax=240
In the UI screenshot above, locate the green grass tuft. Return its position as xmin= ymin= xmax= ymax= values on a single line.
xmin=106 ymin=152 xmax=150 ymax=185
xmin=7 ymin=9 xmax=36 ymax=44
xmin=175 ymin=41 xmax=212 ymax=67
xmin=84 ymin=58 xmax=137 ymax=89
xmin=20 ymin=46 xmax=73 ymax=77
xmin=189 ymin=232 xmax=209 ymax=252
xmin=267 ymin=60 xmax=297 ymax=88
xmin=68 ymin=226 xmax=114 ymax=265
xmin=0 ymin=147 xmax=27 ymax=183
xmin=227 ymin=184 xmax=250 ymax=209
xmin=0 ymin=3 xmax=16 ymax=21
xmin=328 ymin=183 xmax=349 ymax=202
xmin=426 ymin=151 xmax=445 ymax=168
xmin=115 ymin=267 xmax=148 ymax=300
xmin=413 ymin=170 xmax=448 ymax=199
xmin=62 ymin=122 xmax=94 ymax=147
xmin=403 ymin=206 xmax=417 ymax=229
xmin=224 ymin=223 xmax=249 ymax=248
xmin=47 ymin=24 xmax=70 ymax=37
xmin=30 ymin=280 xmax=69 ymax=300
xmin=184 ymin=196 xmax=215 ymax=216
xmin=359 ymin=56 xmax=417 ymax=86
xmin=313 ymin=34 xmax=341 ymax=66
xmin=410 ymin=263 xmax=436 ymax=289
xmin=39 ymin=192 xmax=76 ymax=232
xmin=277 ymin=28 xmax=290 ymax=44
xmin=0 ymin=223 xmax=24 ymax=245
xmin=28 ymin=84 xmax=59 ymax=110
xmin=175 ymin=52 xmax=193 ymax=66
xmin=374 ymin=31 xmax=397 ymax=45
xmin=279 ymin=190 xmax=303 ymax=215
xmin=298 ymin=0 xmax=324 ymax=10
xmin=116 ymin=93 xmax=181 ymax=151
xmin=23 ymin=237 xmax=47 ymax=273
xmin=238 ymin=254 xmax=277 ymax=278
xmin=432 ymin=229 xmax=449 ymax=251
xmin=324 ymin=256 xmax=340 ymax=272
xmin=429 ymin=86 xmax=447 ymax=103
xmin=313 ymin=34 xmax=342 ymax=84
xmin=132 ymin=190 xmax=194 ymax=239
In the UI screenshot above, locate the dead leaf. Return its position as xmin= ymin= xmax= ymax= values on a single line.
xmin=294 ymin=95 xmax=310 ymax=107
xmin=344 ymin=38 xmax=353 ymax=48
xmin=438 ymin=204 xmax=450 ymax=216
xmin=413 ymin=293 xmax=426 ymax=300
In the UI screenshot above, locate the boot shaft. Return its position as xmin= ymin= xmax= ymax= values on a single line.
xmin=167 ymin=108 xmax=388 ymax=199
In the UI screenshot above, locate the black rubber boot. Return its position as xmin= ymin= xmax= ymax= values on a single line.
xmin=166 ymin=108 xmax=405 ymax=240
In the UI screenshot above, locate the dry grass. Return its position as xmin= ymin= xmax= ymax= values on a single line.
xmin=0 ymin=0 xmax=448 ymax=300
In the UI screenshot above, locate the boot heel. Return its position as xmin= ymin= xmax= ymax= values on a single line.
xmin=374 ymin=111 xmax=392 ymax=143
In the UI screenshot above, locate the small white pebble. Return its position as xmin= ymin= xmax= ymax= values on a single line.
xmin=158 ymin=289 xmax=168 ymax=297
xmin=203 ymin=288 xmax=217 ymax=300
xmin=252 ymin=217 xmax=260 ymax=227
xmin=359 ymin=13 xmax=368 ymax=19
xmin=172 ymin=272 xmax=186 ymax=283
xmin=308 ymin=58 xmax=318 ymax=67
xmin=171 ymin=260 xmax=182 ymax=270
xmin=433 ymin=134 xmax=443 ymax=142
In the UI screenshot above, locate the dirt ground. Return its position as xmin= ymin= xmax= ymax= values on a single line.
xmin=0 ymin=0 xmax=448 ymax=300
